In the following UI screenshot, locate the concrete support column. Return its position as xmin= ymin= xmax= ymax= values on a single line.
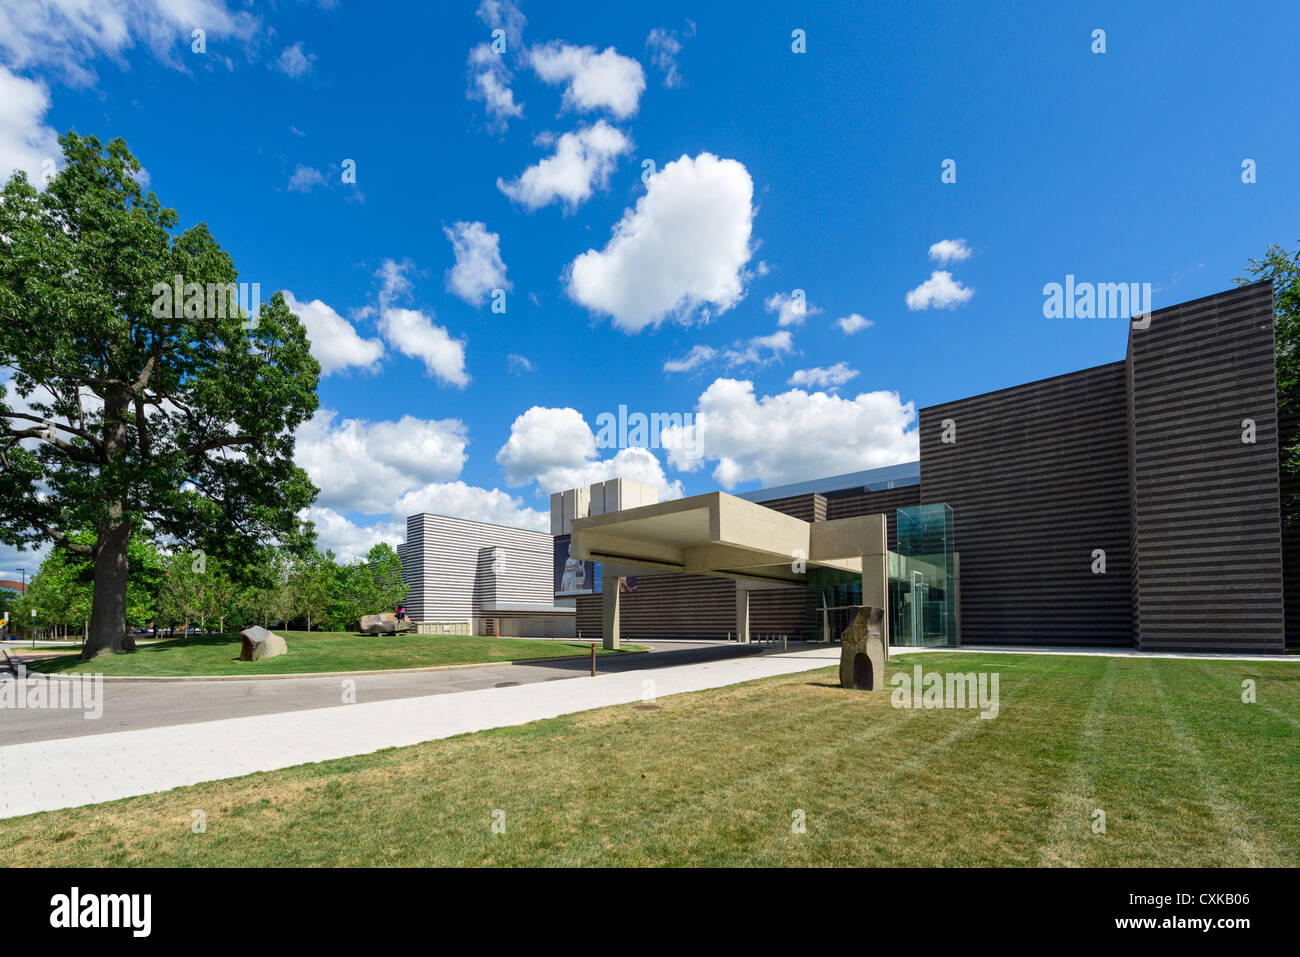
xmin=860 ymin=552 xmax=890 ymax=658
xmin=602 ymin=581 xmax=621 ymax=650
xmin=735 ymin=585 xmax=750 ymax=644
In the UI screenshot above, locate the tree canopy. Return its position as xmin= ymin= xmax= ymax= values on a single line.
xmin=0 ymin=132 xmax=321 ymax=657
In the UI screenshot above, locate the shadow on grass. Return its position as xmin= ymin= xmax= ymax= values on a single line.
xmin=29 ymin=633 xmax=242 ymax=673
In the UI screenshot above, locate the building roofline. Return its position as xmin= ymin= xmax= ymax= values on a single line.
xmin=732 ymin=461 xmax=922 ymax=503
xmin=921 ymin=281 xmax=1274 ymax=414
xmin=404 ymin=512 xmax=551 ymax=537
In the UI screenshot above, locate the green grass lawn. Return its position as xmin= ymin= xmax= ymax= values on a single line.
xmin=4 ymin=652 xmax=1297 ymax=866
xmin=24 ymin=630 xmax=642 ymax=677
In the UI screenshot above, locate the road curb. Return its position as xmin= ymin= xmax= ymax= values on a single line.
xmin=20 ymin=647 xmax=653 ymax=682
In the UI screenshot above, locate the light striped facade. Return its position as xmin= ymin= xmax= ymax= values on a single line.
xmin=396 ymin=513 xmax=564 ymax=635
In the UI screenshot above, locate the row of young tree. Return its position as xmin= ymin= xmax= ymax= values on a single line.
xmin=5 ymin=537 xmax=408 ymax=641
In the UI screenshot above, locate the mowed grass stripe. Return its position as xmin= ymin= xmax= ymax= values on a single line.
xmin=1140 ymin=659 xmax=1269 ymax=866
xmin=1062 ymin=657 xmax=1246 ymax=867
xmin=568 ymin=655 xmax=1070 ymax=867
xmin=1036 ymin=658 xmax=1116 ymax=866
xmin=1150 ymin=659 xmax=1299 ymax=864
xmin=845 ymin=654 xmax=1102 ymax=867
xmin=1192 ymin=660 xmax=1300 ymax=731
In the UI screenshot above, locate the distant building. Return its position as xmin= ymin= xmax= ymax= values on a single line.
xmin=0 ymin=580 xmax=26 ymax=596
xmin=397 ymin=513 xmax=575 ymax=637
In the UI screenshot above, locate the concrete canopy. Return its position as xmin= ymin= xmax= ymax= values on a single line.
xmin=570 ymin=491 xmax=887 ymax=591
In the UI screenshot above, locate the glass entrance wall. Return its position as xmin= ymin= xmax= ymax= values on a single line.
xmin=805 ymin=503 xmax=958 ymax=645
xmin=891 ymin=504 xmax=958 ymax=646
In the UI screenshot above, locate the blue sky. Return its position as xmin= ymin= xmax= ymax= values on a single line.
xmin=1 ymin=0 xmax=1297 ymax=569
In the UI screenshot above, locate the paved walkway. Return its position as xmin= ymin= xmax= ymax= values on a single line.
xmin=1 ymin=641 xmax=751 ymax=745
xmin=0 ymin=646 xmax=839 ymax=819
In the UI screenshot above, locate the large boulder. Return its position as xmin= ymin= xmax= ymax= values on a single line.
xmin=839 ymin=606 xmax=885 ymax=691
xmin=359 ymin=613 xmax=412 ymax=636
xmin=240 ymin=626 xmax=288 ymax=661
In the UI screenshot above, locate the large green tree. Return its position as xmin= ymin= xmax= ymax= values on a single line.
xmin=355 ymin=542 xmax=409 ymax=617
xmin=0 ymin=133 xmax=320 ymax=658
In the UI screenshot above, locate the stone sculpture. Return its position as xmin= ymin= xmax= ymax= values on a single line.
xmin=839 ymin=605 xmax=885 ymax=691
xmin=240 ymin=625 xmax=288 ymax=661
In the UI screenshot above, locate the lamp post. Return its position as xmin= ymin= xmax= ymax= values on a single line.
xmin=16 ymin=567 xmax=26 ymax=642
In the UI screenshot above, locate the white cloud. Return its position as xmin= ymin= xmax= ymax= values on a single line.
xmin=476 ymin=0 xmax=525 ymax=47
xmin=305 ymin=481 xmax=551 ymax=562
xmin=905 ymin=271 xmax=974 ymax=310
xmin=394 ymin=482 xmax=548 ymax=532
xmin=835 ymin=313 xmax=873 ymax=334
xmin=567 ymin=153 xmax=756 ymax=332
xmin=375 ymin=257 xmax=414 ymax=304
xmin=928 ymin=238 xmax=972 ymax=264
xmin=537 ymin=446 xmax=683 ymax=500
xmin=287 ymin=164 xmax=325 ymax=193
xmin=370 ymin=258 xmax=470 ymax=387
xmin=765 ymin=290 xmax=820 ymax=327
xmin=0 ymin=541 xmax=51 ymax=585
xmin=497 ymin=121 xmax=631 ymax=211
xmin=0 ymin=0 xmax=260 ymax=86
xmin=788 ymin=362 xmax=859 ymax=389
xmin=663 ymin=344 xmax=717 ymax=373
xmin=0 ymin=65 xmax=59 ymax=185
xmin=646 ymin=22 xmax=694 ymax=88
xmin=444 ymin=221 xmax=510 ymax=306
xmin=665 ymin=330 xmax=792 ymax=375
xmin=295 ymin=409 xmax=469 ymax=515
xmin=275 ymin=42 xmax=315 ymax=78
xmin=495 ymin=406 xmax=683 ymax=498
xmin=496 ymin=407 xmax=595 ymax=486
xmin=723 ymin=330 xmax=793 ymax=368
xmin=301 ymin=507 xmax=406 ymax=565
xmin=507 ymin=354 xmax=534 ymax=374
xmin=466 ymin=1 xmax=526 ymax=130
xmin=378 ymin=307 xmax=469 ymax=388
xmin=468 ymin=43 xmax=524 ymax=129
xmin=663 ymin=378 xmax=919 ymax=490
xmin=528 ymin=42 xmax=645 ymax=118
xmin=282 ymin=291 xmax=385 ymax=375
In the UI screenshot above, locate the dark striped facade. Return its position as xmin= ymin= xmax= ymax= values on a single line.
xmin=918 ymin=362 xmax=1133 ymax=646
xmin=1279 ymin=404 xmax=1300 ymax=648
xmin=826 ymin=484 xmax=923 ymax=551
xmin=1125 ymin=282 xmax=1283 ymax=652
xmin=918 ymin=281 xmax=1283 ymax=652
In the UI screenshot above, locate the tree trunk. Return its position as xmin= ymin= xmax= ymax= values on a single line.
xmin=82 ymin=516 xmax=136 ymax=659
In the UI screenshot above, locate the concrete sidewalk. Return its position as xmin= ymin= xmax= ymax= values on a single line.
xmin=0 ymin=646 xmax=839 ymax=820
